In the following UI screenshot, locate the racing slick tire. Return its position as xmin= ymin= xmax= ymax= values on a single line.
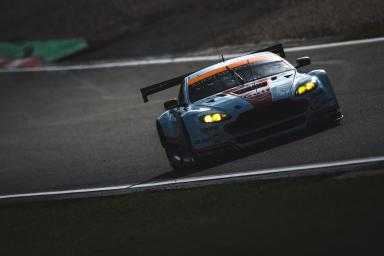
xmin=157 ymin=122 xmax=197 ymax=171
xmin=164 ymin=142 xmax=196 ymax=171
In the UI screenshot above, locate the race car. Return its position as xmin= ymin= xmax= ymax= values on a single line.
xmin=140 ymin=44 xmax=342 ymax=170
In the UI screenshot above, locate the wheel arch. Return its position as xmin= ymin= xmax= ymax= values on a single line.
xmin=309 ymin=69 xmax=332 ymax=87
xmin=156 ymin=110 xmax=193 ymax=150
xmin=156 ymin=121 xmax=166 ymax=148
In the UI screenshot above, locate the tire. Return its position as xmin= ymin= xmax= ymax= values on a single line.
xmin=157 ymin=123 xmax=196 ymax=170
xmin=164 ymin=142 xmax=197 ymax=171
xmin=309 ymin=107 xmax=343 ymax=130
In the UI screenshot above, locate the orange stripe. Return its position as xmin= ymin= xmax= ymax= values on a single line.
xmin=188 ymin=66 xmax=227 ymax=85
xmin=188 ymin=54 xmax=276 ymax=86
xmin=227 ymin=59 xmax=248 ymax=69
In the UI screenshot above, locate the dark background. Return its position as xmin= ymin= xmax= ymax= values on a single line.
xmin=1 ymin=0 xmax=383 ymax=59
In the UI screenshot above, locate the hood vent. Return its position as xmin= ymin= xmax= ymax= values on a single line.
xmin=205 ymin=93 xmax=227 ymax=103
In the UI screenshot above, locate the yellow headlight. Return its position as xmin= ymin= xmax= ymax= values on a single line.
xmin=212 ymin=113 xmax=222 ymax=122
xmin=296 ymin=82 xmax=317 ymax=96
xmin=203 ymin=115 xmax=213 ymax=123
xmin=296 ymin=86 xmax=307 ymax=95
xmin=305 ymin=82 xmax=315 ymax=90
xmin=201 ymin=113 xmax=230 ymax=123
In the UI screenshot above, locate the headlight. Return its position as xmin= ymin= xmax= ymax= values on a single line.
xmin=200 ymin=113 xmax=230 ymax=123
xmin=295 ymin=82 xmax=317 ymax=96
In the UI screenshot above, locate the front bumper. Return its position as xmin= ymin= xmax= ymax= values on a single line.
xmin=192 ymin=93 xmax=340 ymax=153
xmin=224 ymin=98 xmax=308 ymax=143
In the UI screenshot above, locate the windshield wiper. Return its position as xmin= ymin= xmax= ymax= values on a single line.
xmin=226 ymin=66 xmax=245 ymax=84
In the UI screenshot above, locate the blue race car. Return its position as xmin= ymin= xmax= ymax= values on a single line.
xmin=140 ymin=45 xmax=342 ymax=170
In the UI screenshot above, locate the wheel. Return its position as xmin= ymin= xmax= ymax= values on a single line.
xmin=164 ymin=142 xmax=196 ymax=171
xmin=309 ymin=107 xmax=343 ymax=130
xmin=157 ymin=122 xmax=197 ymax=170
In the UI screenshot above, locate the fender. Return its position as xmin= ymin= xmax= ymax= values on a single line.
xmin=309 ymin=69 xmax=338 ymax=101
xmin=156 ymin=110 xmax=181 ymax=147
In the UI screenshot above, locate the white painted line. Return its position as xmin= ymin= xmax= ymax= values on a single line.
xmin=134 ymin=156 xmax=384 ymax=188
xmin=1 ymin=37 xmax=383 ymax=73
xmin=1 ymin=156 xmax=383 ymax=200
xmin=285 ymin=37 xmax=384 ymax=52
xmin=0 ymin=184 xmax=133 ymax=200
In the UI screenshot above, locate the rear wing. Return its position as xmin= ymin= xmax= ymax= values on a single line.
xmin=140 ymin=44 xmax=285 ymax=102
xmin=250 ymin=44 xmax=286 ymax=58
xmin=140 ymin=72 xmax=192 ymax=103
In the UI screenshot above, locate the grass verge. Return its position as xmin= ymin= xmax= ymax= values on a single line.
xmin=1 ymin=171 xmax=384 ymax=255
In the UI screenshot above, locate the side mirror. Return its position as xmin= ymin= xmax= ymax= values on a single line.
xmin=295 ymin=57 xmax=311 ymax=69
xmin=164 ymin=99 xmax=178 ymax=110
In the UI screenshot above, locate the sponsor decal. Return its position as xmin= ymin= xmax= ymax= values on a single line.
xmin=226 ymin=79 xmax=272 ymax=108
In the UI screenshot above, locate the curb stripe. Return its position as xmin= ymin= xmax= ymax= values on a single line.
xmin=0 ymin=58 xmax=43 ymax=69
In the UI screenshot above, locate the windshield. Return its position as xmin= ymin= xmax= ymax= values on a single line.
xmin=188 ymin=60 xmax=292 ymax=102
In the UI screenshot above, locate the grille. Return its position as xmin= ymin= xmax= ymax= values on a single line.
xmin=196 ymin=143 xmax=239 ymax=158
xmin=235 ymin=116 xmax=306 ymax=144
xmin=224 ymin=99 xmax=308 ymax=135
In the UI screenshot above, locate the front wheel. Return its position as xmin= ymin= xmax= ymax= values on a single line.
xmin=157 ymin=122 xmax=197 ymax=170
xmin=164 ymin=142 xmax=196 ymax=171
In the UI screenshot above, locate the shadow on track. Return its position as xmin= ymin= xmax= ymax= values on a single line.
xmin=145 ymin=122 xmax=343 ymax=182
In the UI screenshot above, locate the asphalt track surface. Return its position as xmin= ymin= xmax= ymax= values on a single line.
xmin=1 ymin=41 xmax=384 ymax=196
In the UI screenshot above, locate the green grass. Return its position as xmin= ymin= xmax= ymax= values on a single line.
xmin=0 ymin=39 xmax=87 ymax=62
xmin=1 ymin=173 xmax=384 ymax=255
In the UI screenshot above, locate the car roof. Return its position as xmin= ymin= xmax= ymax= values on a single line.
xmin=186 ymin=52 xmax=283 ymax=86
